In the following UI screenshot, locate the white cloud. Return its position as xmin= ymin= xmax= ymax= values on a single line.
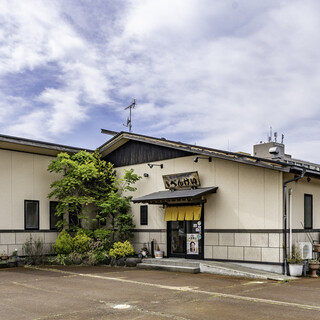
xmin=102 ymin=0 xmax=320 ymax=162
xmin=1 ymin=0 xmax=320 ymax=162
xmin=0 ymin=0 xmax=111 ymax=138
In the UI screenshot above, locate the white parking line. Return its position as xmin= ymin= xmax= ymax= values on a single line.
xmin=27 ymin=266 xmax=320 ymax=312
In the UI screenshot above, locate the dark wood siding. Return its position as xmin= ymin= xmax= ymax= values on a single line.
xmin=103 ymin=140 xmax=193 ymax=167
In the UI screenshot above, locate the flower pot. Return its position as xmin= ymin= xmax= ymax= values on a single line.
xmin=289 ymin=264 xmax=303 ymax=277
xmin=309 ymin=262 xmax=319 ymax=278
xmin=154 ymin=250 xmax=164 ymax=259
xmin=313 ymin=244 xmax=320 ymax=252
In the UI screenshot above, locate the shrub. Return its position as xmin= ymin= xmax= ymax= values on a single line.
xmin=73 ymin=229 xmax=90 ymax=254
xmin=54 ymin=230 xmax=73 ymax=254
xmin=23 ymin=236 xmax=45 ymax=265
xmin=109 ymin=241 xmax=134 ymax=259
xmin=93 ymin=228 xmax=112 ymax=251
xmin=95 ymin=251 xmax=108 ymax=264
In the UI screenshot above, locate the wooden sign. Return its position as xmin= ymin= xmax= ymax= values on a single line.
xmin=163 ymin=171 xmax=200 ymax=190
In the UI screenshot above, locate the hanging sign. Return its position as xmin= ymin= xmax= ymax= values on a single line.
xmin=163 ymin=171 xmax=200 ymax=190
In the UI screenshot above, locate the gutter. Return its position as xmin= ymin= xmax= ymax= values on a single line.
xmin=283 ymin=168 xmax=306 ymax=275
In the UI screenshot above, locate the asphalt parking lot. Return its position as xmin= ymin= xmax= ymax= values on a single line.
xmin=1 ymin=265 xmax=320 ymax=320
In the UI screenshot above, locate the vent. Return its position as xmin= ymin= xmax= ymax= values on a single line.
xmin=295 ymin=242 xmax=312 ymax=260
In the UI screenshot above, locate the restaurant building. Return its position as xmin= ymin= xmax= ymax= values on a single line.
xmin=1 ymin=130 xmax=320 ymax=273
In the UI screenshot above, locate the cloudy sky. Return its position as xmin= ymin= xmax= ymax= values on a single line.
xmin=1 ymin=0 xmax=320 ymax=162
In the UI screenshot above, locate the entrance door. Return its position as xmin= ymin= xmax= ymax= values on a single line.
xmin=167 ymin=206 xmax=204 ymax=259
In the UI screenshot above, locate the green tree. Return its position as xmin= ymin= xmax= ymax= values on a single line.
xmin=48 ymin=151 xmax=140 ymax=242
xmin=97 ymin=169 xmax=140 ymax=241
xmin=48 ymin=150 xmax=116 ymax=230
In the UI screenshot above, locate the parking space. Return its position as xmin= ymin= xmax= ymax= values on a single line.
xmin=1 ymin=265 xmax=320 ymax=319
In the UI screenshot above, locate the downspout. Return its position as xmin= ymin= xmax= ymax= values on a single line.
xmin=289 ymin=189 xmax=293 ymax=258
xmin=283 ymin=168 xmax=306 ymax=276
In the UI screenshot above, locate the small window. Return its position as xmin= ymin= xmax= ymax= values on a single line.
xmin=50 ymin=201 xmax=61 ymax=230
xmin=304 ymin=194 xmax=313 ymax=229
xmin=69 ymin=204 xmax=81 ymax=228
xmin=25 ymin=200 xmax=39 ymax=230
xmin=140 ymin=205 xmax=148 ymax=225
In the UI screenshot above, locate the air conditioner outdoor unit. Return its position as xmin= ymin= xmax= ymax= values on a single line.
xmin=295 ymin=242 xmax=312 ymax=260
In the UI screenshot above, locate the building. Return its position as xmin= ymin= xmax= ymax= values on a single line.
xmin=1 ymin=130 xmax=320 ymax=274
xmin=0 ymin=134 xmax=90 ymax=255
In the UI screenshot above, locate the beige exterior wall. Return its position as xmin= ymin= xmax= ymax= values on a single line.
xmin=284 ymin=174 xmax=320 ymax=230
xmin=117 ymin=155 xmax=284 ymax=262
xmin=0 ymin=149 xmax=61 ymax=254
xmin=119 ymin=155 xmax=283 ymax=231
xmin=0 ymin=149 xmax=60 ymax=230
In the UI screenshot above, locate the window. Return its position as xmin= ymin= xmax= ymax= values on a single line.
xmin=304 ymin=194 xmax=313 ymax=229
xmin=69 ymin=204 xmax=81 ymax=228
xmin=25 ymin=200 xmax=39 ymax=230
xmin=140 ymin=205 xmax=148 ymax=225
xmin=50 ymin=201 xmax=61 ymax=230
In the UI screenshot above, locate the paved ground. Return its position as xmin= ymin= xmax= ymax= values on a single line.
xmin=1 ymin=265 xmax=320 ymax=320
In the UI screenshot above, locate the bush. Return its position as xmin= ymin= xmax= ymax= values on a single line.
xmin=23 ymin=236 xmax=45 ymax=265
xmin=54 ymin=230 xmax=73 ymax=254
xmin=109 ymin=241 xmax=135 ymax=259
xmin=95 ymin=251 xmax=108 ymax=264
xmin=73 ymin=229 xmax=90 ymax=254
xmin=93 ymin=228 xmax=112 ymax=251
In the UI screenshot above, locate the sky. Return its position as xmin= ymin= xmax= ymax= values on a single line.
xmin=1 ymin=0 xmax=320 ymax=162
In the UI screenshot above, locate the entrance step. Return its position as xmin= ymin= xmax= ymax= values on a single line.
xmin=136 ymin=258 xmax=296 ymax=281
xmin=137 ymin=258 xmax=200 ymax=274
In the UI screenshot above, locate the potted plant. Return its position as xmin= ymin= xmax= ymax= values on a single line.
xmin=140 ymin=244 xmax=149 ymax=258
xmin=287 ymin=246 xmax=304 ymax=277
xmin=1 ymin=251 xmax=8 ymax=261
xmin=308 ymin=259 xmax=319 ymax=278
xmin=154 ymin=245 xmax=164 ymax=259
xmin=313 ymin=243 xmax=320 ymax=253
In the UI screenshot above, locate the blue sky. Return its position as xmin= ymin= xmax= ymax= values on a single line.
xmin=1 ymin=0 xmax=320 ymax=162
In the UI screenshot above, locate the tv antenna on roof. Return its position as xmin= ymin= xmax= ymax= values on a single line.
xmin=123 ymin=99 xmax=136 ymax=133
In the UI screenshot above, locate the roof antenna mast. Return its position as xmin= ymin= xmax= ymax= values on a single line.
xmin=123 ymin=99 xmax=136 ymax=133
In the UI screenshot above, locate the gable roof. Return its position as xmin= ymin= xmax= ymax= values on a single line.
xmin=0 ymin=134 xmax=91 ymax=156
xmin=99 ymin=130 xmax=293 ymax=173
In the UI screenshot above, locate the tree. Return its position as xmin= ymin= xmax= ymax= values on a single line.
xmin=48 ymin=150 xmax=140 ymax=241
xmin=96 ymin=169 xmax=140 ymax=241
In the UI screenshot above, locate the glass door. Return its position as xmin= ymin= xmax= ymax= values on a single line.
xmin=169 ymin=221 xmax=186 ymax=257
xmin=167 ymin=205 xmax=204 ymax=259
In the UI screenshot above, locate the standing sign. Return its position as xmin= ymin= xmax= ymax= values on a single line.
xmin=187 ymin=233 xmax=199 ymax=255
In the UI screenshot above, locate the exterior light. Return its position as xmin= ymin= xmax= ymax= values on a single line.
xmin=148 ymin=163 xmax=163 ymax=169
xmin=194 ymin=156 xmax=212 ymax=163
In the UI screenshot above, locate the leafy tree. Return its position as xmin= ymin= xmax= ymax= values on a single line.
xmin=48 ymin=150 xmax=140 ymax=242
xmin=97 ymin=169 xmax=140 ymax=241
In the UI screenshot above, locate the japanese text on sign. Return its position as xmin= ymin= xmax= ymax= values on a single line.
xmin=163 ymin=171 xmax=200 ymax=190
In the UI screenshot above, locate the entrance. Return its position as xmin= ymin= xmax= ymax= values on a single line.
xmin=167 ymin=206 xmax=204 ymax=259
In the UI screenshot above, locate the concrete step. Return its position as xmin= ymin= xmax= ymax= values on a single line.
xmin=137 ymin=263 xmax=200 ymax=274
xmin=142 ymin=258 xmax=200 ymax=268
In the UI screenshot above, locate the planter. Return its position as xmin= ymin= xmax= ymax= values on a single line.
xmin=154 ymin=250 xmax=164 ymax=259
xmin=1 ymin=254 xmax=8 ymax=260
xmin=313 ymin=244 xmax=320 ymax=252
xmin=289 ymin=264 xmax=303 ymax=277
xmin=309 ymin=262 xmax=319 ymax=278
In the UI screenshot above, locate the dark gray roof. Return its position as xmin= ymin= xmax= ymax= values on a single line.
xmin=0 ymin=133 xmax=92 ymax=156
xmin=132 ymin=187 xmax=218 ymax=204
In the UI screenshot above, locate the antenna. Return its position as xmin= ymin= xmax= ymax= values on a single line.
xmin=123 ymin=99 xmax=136 ymax=133
xmin=268 ymin=126 xmax=272 ymax=142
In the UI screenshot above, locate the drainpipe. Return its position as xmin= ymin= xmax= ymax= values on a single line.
xmin=289 ymin=188 xmax=293 ymax=258
xmin=283 ymin=168 xmax=306 ymax=276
